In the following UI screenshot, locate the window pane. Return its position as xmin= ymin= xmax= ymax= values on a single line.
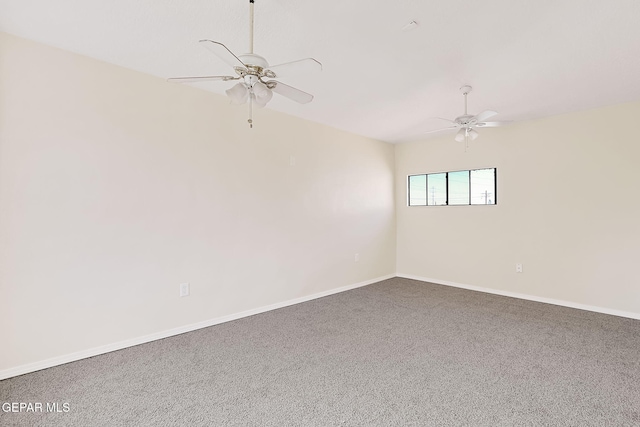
xmin=471 ymin=168 xmax=496 ymax=205
xmin=427 ymin=173 xmax=447 ymax=205
xmin=408 ymin=175 xmax=427 ymax=206
xmin=448 ymin=170 xmax=470 ymax=205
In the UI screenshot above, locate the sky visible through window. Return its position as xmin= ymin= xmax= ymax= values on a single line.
xmin=470 ymin=168 xmax=495 ymax=205
xmin=448 ymin=170 xmax=469 ymax=205
xmin=408 ymin=175 xmax=427 ymax=205
xmin=408 ymin=168 xmax=495 ymax=206
xmin=427 ymin=173 xmax=446 ymax=205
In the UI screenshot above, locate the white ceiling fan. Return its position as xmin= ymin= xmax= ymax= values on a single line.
xmin=427 ymin=85 xmax=504 ymax=145
xmin=168 ymin=0 xmax=321 ymax=128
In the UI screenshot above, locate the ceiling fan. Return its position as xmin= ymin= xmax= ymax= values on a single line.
xmin=427 ymin=85 xmax=504 ymax=145
xmin=168 ymin=0 xmax=321 ymax=128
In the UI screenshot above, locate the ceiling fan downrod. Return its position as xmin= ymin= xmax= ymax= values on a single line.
xmin=249 ymin=0 xmax=254 ymax=55
xmin=247 ymin=0 xmax=255 ymax=128
xmin=461 ymin=85 xmax=472 ymax=116
xmin=464 ymin=92 xmax=468 ymax=115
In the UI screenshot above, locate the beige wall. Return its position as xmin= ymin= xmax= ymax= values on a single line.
xmin=0 ymin=33 xmax=396 ymax=374
xmin=396 ymin=101 xmax=640 ymax=316
xmin=3 ymin=30 xmax=639 ymax=378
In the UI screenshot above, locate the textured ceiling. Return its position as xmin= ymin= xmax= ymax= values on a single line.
xmin=2 ymin=0 xmax=640 ymax=143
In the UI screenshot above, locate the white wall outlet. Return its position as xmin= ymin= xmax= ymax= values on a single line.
xmin=289 ymin=155 xmax=296 ymax=166
xmin=355 ymin=253 xmax=360 ymax=262
xmin=179 ymin=283 xmax=190 ymax=297
xmin=516 ymin=263 xmax=523 ymax=273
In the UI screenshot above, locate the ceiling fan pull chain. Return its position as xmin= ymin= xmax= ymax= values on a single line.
xmin=248 ymin=96 xmax=253 ymax=128
xmin=249 ymin=0 xmax=254 ymax=54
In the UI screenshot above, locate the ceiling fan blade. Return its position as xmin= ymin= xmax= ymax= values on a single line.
xmin=423 ymin=126 xmax=458 ymax=134
xmin=264 ymin=58 xmax=322 ymax=78
xmin=167 ymin=75 xmax=238 ymax=83
xmin=475 ymin=110 xmax=498 ymax=122
xmin=269 ymin=81 xmax=313 ymax=104
xmin=475 ymin=121 xmax=507 ymax=128
xmin=199 ymin=40 xmax=247 ymax=70
xmin=432 ymin=117 xmax=457 ymax=124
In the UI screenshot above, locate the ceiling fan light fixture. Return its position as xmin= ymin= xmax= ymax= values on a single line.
xmin=226 ymin=83 xmax=249 ymax=104
xmin=252 ymin=80 xmax=270 ymax=97
xmin=468 ymin=128 xmax=479 ymax=141
xmin=251 ymin=81 xmax=273 ymax=107
xmin=455 ymin=128 xmax=466 ymax=142
xmin=250 ymin=94 xmax=265 ymax=108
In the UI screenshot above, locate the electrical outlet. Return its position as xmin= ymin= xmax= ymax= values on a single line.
xmin=355 ymin=253 xmax=360 ymax=262
xmin=289 ymin=155 xmax=296 ymax=166
xmin=516 ymin=263 xmax=523 ymax=273
xmin=179 ymin=283 xmax=190 ymax=297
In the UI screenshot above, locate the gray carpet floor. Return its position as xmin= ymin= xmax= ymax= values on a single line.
xmin=1 ymin=277 xmax=640 ymax=426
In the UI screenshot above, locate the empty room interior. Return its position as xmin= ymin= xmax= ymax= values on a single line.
xmin=1 ymin=0 xmax=639 ymax=425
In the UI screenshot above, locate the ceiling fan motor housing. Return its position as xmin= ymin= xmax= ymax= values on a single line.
xmin=455 ymin=114 xmax=477 ymax=127
xmin=238 ymin=54 xmax=268 ymax=69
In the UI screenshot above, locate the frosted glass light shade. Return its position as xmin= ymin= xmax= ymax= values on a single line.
xmin=226 ymin=83 xmax=249 ymax=104
xmin=468 ymin=128 xmax=479 ymax=141
xmin=455 ymin=128 xmax=466 ymax=142
xmin=252 ymin=81 xmax=273 ymax=107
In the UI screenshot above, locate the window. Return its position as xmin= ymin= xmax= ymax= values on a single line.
xmin=408 ymin=175 xmax=426 ymax=206
xmin=427 ymin=173 xmax=447 ymax=206
xmin=408 ymin=168 xmax=496 ymax=206
xmin=470 ymin=168 xmax=495 ymax=205
xmin=448 ymin=170 xmax=470 ymax=205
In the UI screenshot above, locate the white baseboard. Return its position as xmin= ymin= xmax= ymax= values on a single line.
xmin=396 ymin=273 xmax=640 ymax=320
xmin=0 ymin=274 xmax=395 ymax=381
